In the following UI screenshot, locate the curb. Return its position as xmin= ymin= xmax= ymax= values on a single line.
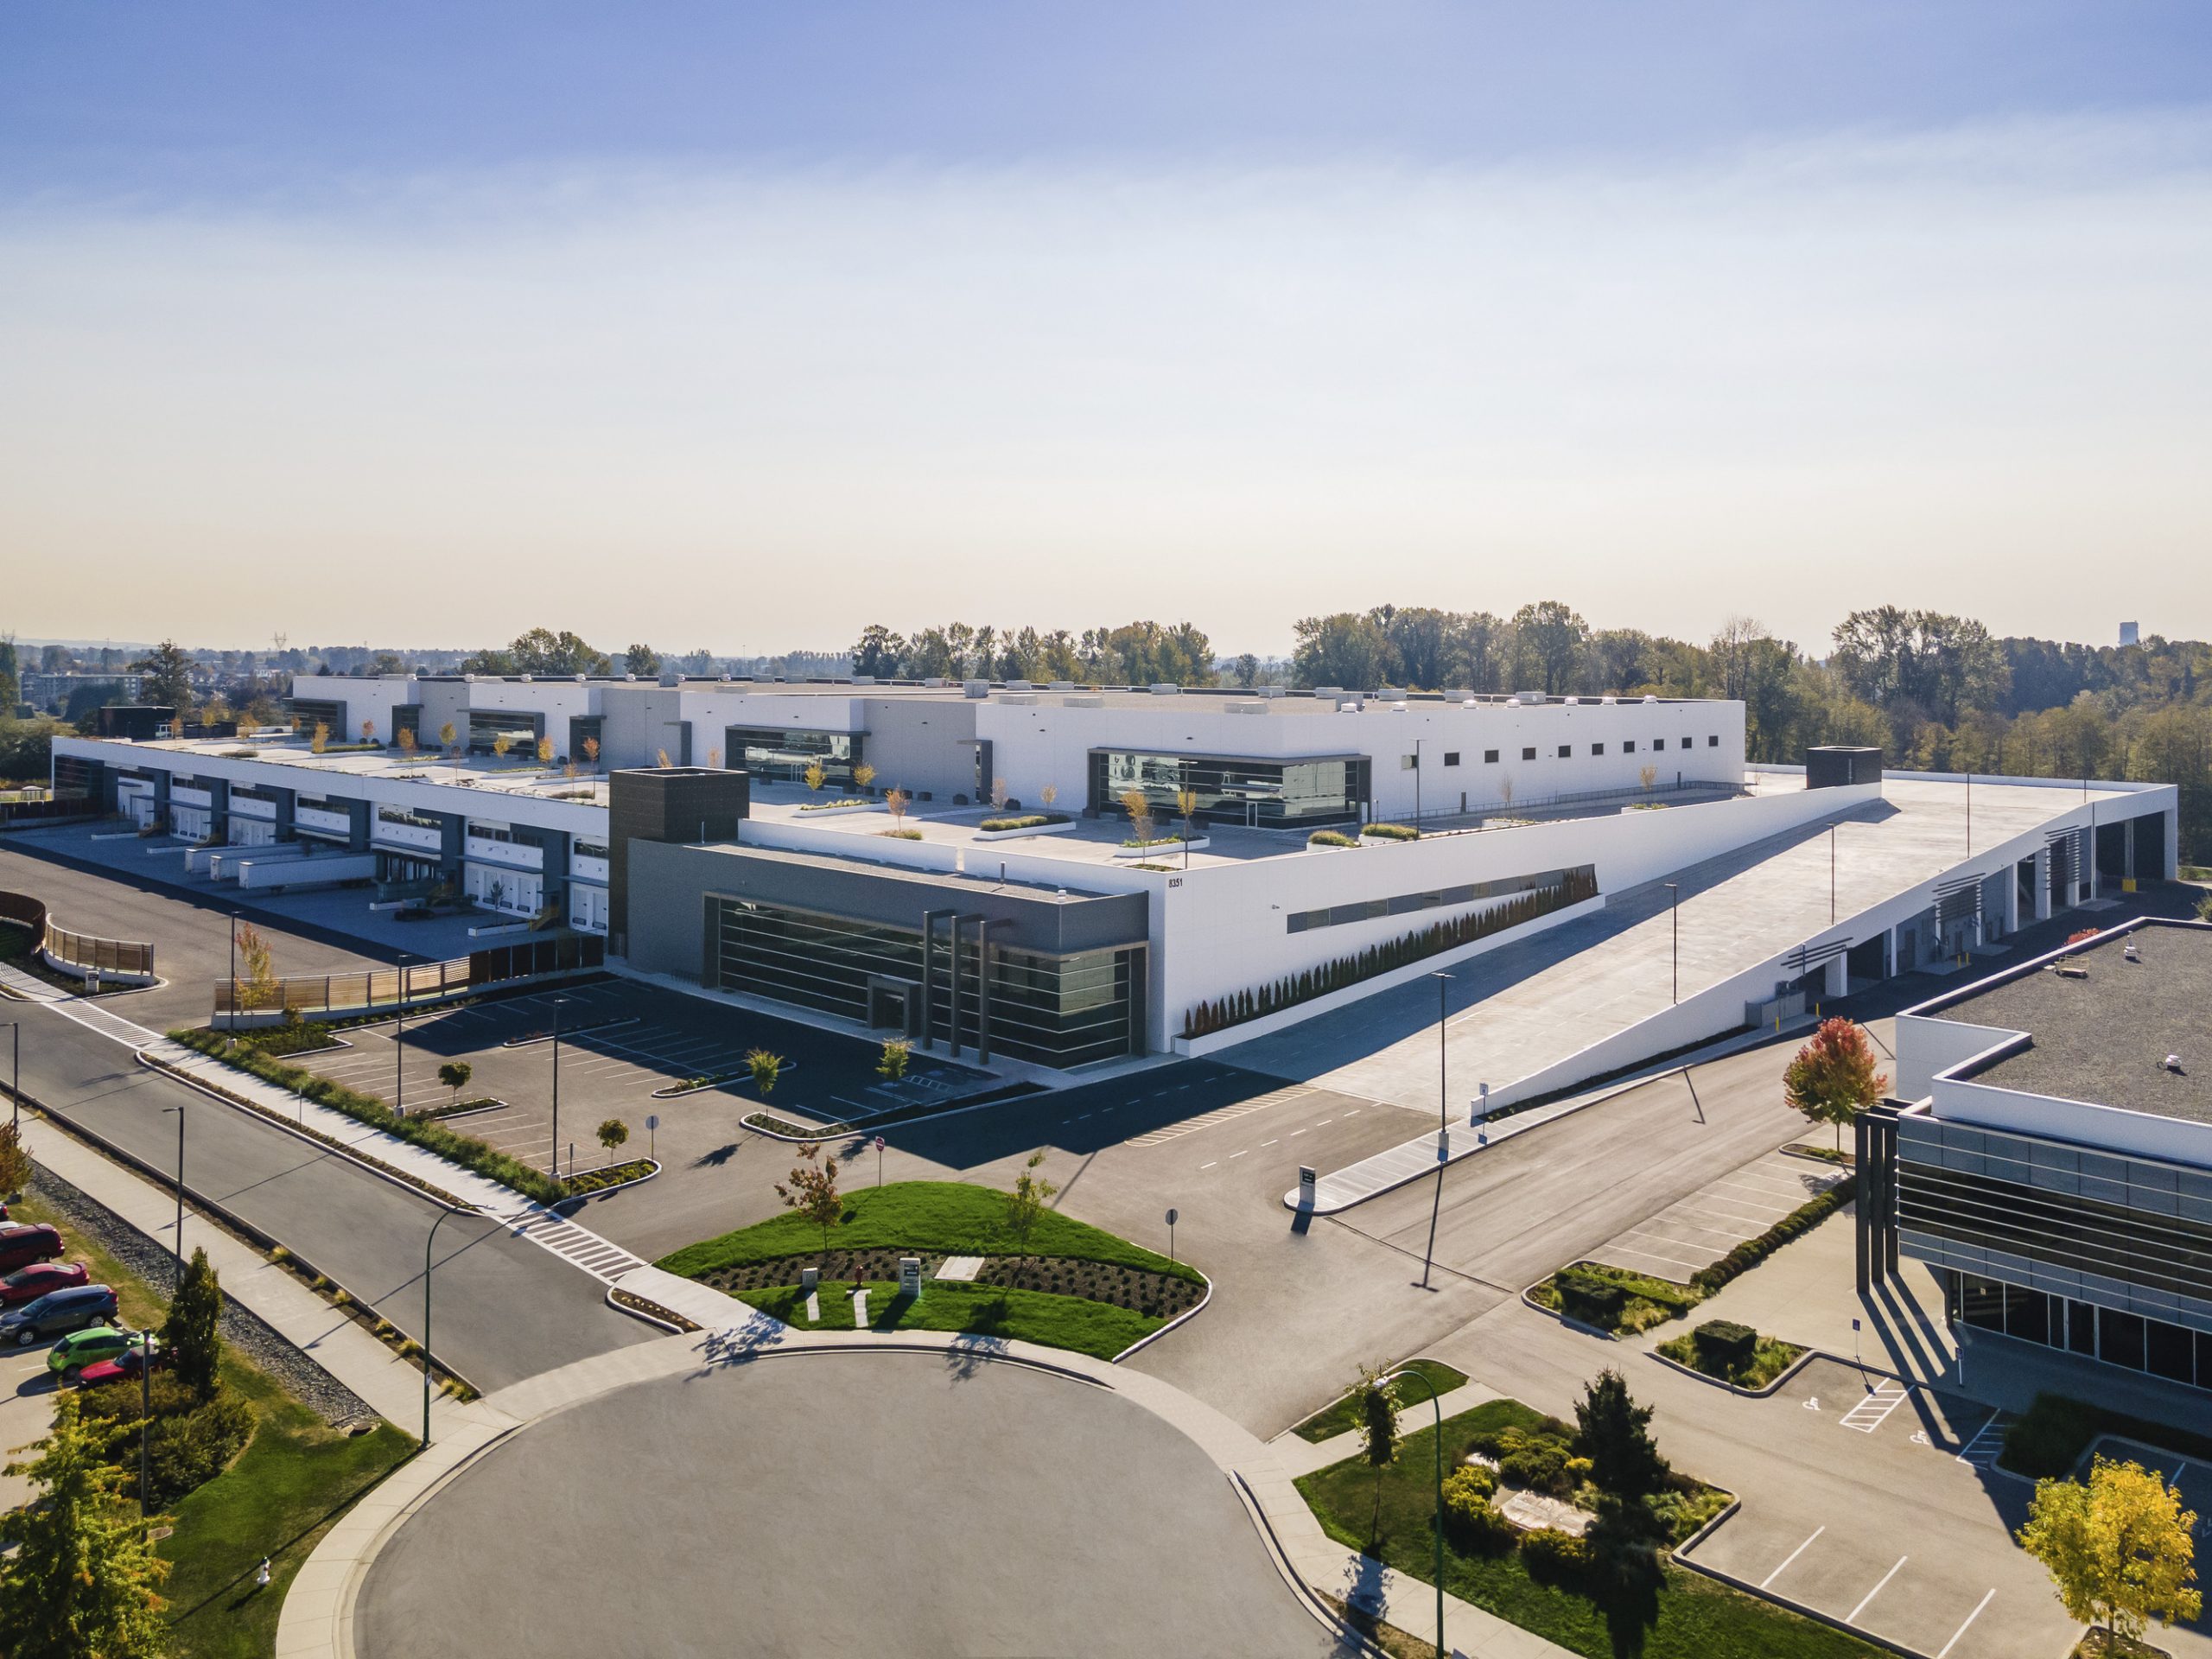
xmin=1645 ymin=1341 xmax=1817 ymax=1398
xmin=1517 ymin=1279 xmax=1622 ymax=1342
xmin=1109 ymin=1266 xmax=1213 ymax=1363
xmin=562 ymin=1159 xmax=660 ymax=1200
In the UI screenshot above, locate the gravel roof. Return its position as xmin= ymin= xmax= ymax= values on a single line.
xmin=1936 ymin=921 xmax=2212 ymax=1125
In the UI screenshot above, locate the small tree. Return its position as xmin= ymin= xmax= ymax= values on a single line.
xmin=878 ymin=1039 xmax=910 ymax=1081
xmin=1353 ymin=1363 xmax=1400 ymax=1544
xmin=1574 ymin=1367 xmax=1670 ymax=1501
xmin=1039 ymin=783 xmax=1058 ymax=812
xmin=360 ymin=721 xmax=376 ymax=745
xmin=201 ymin=696 xmax=232 ymax=728
xmin=1638 ymin=763 xmax=1658 ymax=791
xmin=596 ymin=1117 xmax=629 ymax=1162
xmin=582 ymin=735 xmax=600 ymax=769
xmin=438 ymin=720 xmax=458 ymax=754
xmin=1498 ymin=773 xmax=1515 ymax=810
xmin=535 ymin=734 xmax=554 ymax=765
xmin=310 ymin=721 xmax=329 ymax=754
xmin=747 ymin=1048 xmax=784 ymax=1096
xmin=437 ymin=1059 xmax=473 ymax=1107
xmin=1003 ymin=1149 xmax=1058 ymax=1278
xmin=989 ymin=775 xmax=1010 ymax=811
xmin=803 ymin=758 xmax=826 ymax=793
xmin=852 ymin=761 xmax=876 ymax=794
xmin=1174 ymin=785 xmax=1199 ymax=840
xmin=234 ymin=922 xmax=279 ymax=1012
xmin=491 ymin=731 xmax=514 ymax=760
xmin=707 ymin=747 xmax=721 ymax=770
xmin=1783 ymin=1017 xmax=1890 ymax=1154
xmin=0 ymin=1392 xmax=172 ymax=1659
xmin=162 ymin=1245 xmax=224 ymax=1405
xmin=655 ymin=747 xmax=671 ymax=768
xmin=773 ymin=1141 xmax=842 ymax=1272
xmin=884 ymin=787 xmax=911 ymax=829
xmin=1119 ymin=787 xmax=1156 ymax=849
xmin=0 ymin=1121 xmax=31 ymax=1198
xmin=2018 ymin=1455 xmax=2201 ymax=1643
xmin=396 ymin=725 xmax=418 ymax=755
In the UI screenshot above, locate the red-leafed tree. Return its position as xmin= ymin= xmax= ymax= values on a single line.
xmin=1783 ymin=1017 xmax=1890 ymax=1154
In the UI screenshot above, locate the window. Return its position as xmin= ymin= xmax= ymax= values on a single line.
xmin=1680 ymin=736 xmax=1692 ymax=749
xmin=1401 ymin=753 xmax=1418 ymax=771
xmin=573 ymin=839 xmax=609 ymax=861
xmin=1622 ymin=740 xmax=1635 ymax=753
xmin=378 ymin=804 xmax=443 ymax=831
xmin=1443 ymin=752 xmax=1460 ymax=767
xmin=1707 ymin=734 xmax=1719 ymax=747
xmin=1592 ymin=743 xmax=1605 ymax=756
xmin=1521 ymin=747 xmax=1536 ymax=761
xmin=1484 ymin=749 xmax=1499 ymax=764
xmin=1558 ymin=745 xmax=1572 ymax=759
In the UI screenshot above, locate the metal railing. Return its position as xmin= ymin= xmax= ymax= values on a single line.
xmin=214 ymin=933 xmax=604 ymax=1017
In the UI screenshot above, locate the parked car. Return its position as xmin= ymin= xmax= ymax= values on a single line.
xmin=3 ymin=1283 xmax=118 ymax=1348
xmin=42 ymin=1318 xmax=138 ymax=1375
xmin=76 ymin=1336 xmax=168 ymax=1389
xmin=0 ymin=1259 xmax=90 ymax=1306
xmin=0 ymin=1224 xmax=65 ymax=1274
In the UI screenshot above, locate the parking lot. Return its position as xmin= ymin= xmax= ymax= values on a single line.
xmin=1587 ymin=1147 xmax=1847 ymax=1282
xmin=0 ymin=1347 xmax=58 ymax=1510
xmin=293 ymin=979 xmax=995 ymax=1180
xmin=1681 ymin=1357 xmax=2071 ymax=1659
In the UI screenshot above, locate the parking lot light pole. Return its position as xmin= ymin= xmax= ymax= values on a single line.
xmin=1663 ymin=882 xmax=1680 ymax=1004
xmin=393 ymin=952 xmax=411 ymax=1118
xmin=161 ymin=1104 xmax=185 ymax=1289
xmin=1420 ymin=971 xmax=1451 ymax=1291
xmin=549 ymin=995 xmax=569 ymax=1186
xmin=1379 ymin=1365 xmax=1448 ymax=1659
xmin=3 ymin=1020 xmax=18 ymax=1130
xmin=226 ymin=910 xmax=238 ymax=1030
xmin=423 ymin=1203 xmax=467 ymax=1449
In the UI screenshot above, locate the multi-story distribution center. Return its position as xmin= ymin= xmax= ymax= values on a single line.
xmin=48 ymin=675 xmax=2177 ymax=1091
xmin=1872 ymin=918 xmax=2212 ymax=1402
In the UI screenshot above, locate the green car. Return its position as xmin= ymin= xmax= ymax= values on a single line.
xmin=46 ymin=1326 xmax=149 ymax=1378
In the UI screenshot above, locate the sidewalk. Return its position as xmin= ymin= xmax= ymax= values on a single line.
xmin=19 ymin=1112 xmax=470 ymax=1433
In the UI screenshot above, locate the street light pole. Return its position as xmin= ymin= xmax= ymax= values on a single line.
xmin=2 ymin=1021 xmax=18 ymax=1131
xmin=226 ymin=910 xmax=238 ymax=1030
xmin=161 ymin=1104 xmax=185 ymax=1290
xmin=1380 ymin=1366 xmax=1448 ymax=1659
xmin=1664 ymin=882 xmax=1680 ymax=1004
xmin=423 ymin=1204 xmax=467 ymax=1449
xmin=1420 ymin=971 xmax=1451 ymax=1291
xmin=1830 ymin=825 xmax=1837 ymax=926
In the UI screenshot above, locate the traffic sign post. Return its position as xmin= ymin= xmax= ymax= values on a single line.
xmin=876 ymin=1134 xmax=887 ymax=1188
xmin=1165 ymin=1206 xmax=1179 ymax=1263
xmin=645 ymin=1113 xmax=659 ymax=1163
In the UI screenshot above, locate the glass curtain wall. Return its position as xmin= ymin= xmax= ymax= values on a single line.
xmin=1956 ymin=1274 xmax=2212 ymax=1393
xmin=709 ymin=897 xmax=1136 ymax=1066
xmin=724 ymin=728 xmax=859 ymax=785
xmin=1088 ymin=750 xmax=1366 ymax=828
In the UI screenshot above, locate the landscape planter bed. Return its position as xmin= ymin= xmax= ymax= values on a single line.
xmin=1110 ymin=837 xmax=1208 ymax=860
xmin=416 ymin=1096 xmax=508 ymax=1122
xmin=563 ymin=1158 xmax=659 ymax=1198
xmin=655 ymin=1061 xmax=799 ymax=1099
xmin=694 ymin=1249 xmax=1205 ymax=1321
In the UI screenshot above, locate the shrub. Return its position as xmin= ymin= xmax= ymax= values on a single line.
xmin=1180 ymin=864 xmax=1598 ymax=1038
xmin=1691 ymin=1319 xmax=1758 ymax=1372
xmin=146 ymin=1389 xmax=254 ymax=1502
xmin=878 ymin=829 xmax=923 ymax=841
xmin=1307 ymin=830 xmax=1358 ymax=848
xmin=1361 ymin=823 xmax=1420 ymax=840
xmin=1447 ymin=1460 xmax=1497 ymax=1501
xmin=1497 ymin=1430 xmax=1574 ymax=1496
xmin=1440 ymin=1469 xmax=1517 ymax=1554
xmin=1520 ymin=1527 xmax=1592 ymax=1585
xmin=978 ymin=813 xmax=1066 ymax=832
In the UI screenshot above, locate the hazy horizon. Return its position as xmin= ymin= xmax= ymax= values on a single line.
xmin=6 ymin=4 xmax=2209 ymax=656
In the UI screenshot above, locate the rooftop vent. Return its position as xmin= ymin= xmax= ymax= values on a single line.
xmin=1642 ymin=693 xmax=1658 ymax=703
xmin=520 ymin=673 xmax=533 ymax=682
xmin=1256 ymin=684 xmax=1286 ymax=698
xmin=1004 ymin=679 xmax=1033 ymax=692
xmin=1149 ymin=683 xmax=1180 ymax=696
xmin=624 ymin=672 xmax=636 ymax=682
xmin=1063 ymin=694 xmax=1103 ymax=709
xmin=2166 ymin=1053 xmax=2184 ymax=1072
xmin=1505 ymin=696 xmax=1522 ymax=708
xmin=1378 ymin=686 xmax=1406 ymax=701
xmin=1226 ymin=701 xmax=1267 ymax=715
xmin=962 ymin=679 xmax=990 ymax=698
xmin=2124 ymin=943 xmax=2141 ymax=962
xmin=575 ymin=673 xmax=587 ymax=683
xmin=851 ymin=674 xmax=875 ymax=685
xmin=1315 ymin=685 xmax=1344 ymax=698
xmin=1001 ymin=693 xmax=1037 ymax=706
xmin=923 ymin=677 xmax=947 ymax=688
xmin=1048 ymin=681 xmax=1075 ymax=691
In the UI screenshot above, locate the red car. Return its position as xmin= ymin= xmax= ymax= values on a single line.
xmin=0 ymin=1260 xmax=89 ymax=1306
xmin=0 ymin=1224 xmax=64 ymax=1274
xmin=76 ymin=1337 xmax=168 ymax=1389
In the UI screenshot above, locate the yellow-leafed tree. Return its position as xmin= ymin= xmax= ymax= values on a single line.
xmin=2018 ymin=1455 xmax=2201 ymax=1643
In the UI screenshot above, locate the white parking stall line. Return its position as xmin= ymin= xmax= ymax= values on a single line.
xmin=1759 ymin=1526 xmax=1824 ymax=1589
xmin=1955 ymin=1414 xmax=2010 ymax=1469
xmin=1846 ymin=1556 xmax=1907 ymax=1624
xmin=1839 ymin=1382 xmax=1911 ymax=1433
xmin=1199 ymin=1160 xmax=1217 ymax=1170
xmin=1934 ymin=1589 xmax=1996 ymax=1659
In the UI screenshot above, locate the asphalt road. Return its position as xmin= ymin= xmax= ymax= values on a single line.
xmin=8 ymin=997 xmax=651 ymax=1392
xmin=356 ymin=1347 xmax=1337 ymax=1659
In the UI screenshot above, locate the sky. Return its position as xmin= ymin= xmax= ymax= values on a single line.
xmin=4 ymin=3 xmax=2210 ymax=659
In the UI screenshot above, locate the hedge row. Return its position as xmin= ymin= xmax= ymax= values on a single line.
xmin=1180 ymin=865 xmax=1598 ymax=1039
xmin=1688 ymin=1174 xmax=1857 ymax=1295
xmin=169 ymin=1027 xmax=565 ymax=1205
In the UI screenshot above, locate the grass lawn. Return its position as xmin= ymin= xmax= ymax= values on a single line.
xmin=658 ymin=1180 xmax=1205 ymax=1286
xmin=1296 ymin=1396 xmax=1889 ymax=1659
xmin=1292 ymin=1359 xmax=1470 ymax=1442
xmin=8 ymin=1191 xmax=415 ymax=1659
xmin=740 ymin=1279 xmax=1163 ymax=1363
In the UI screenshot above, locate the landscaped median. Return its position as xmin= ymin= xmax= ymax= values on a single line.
xmin=655 ymin=1180 xmax=1208 ymax=1363
xmin=1528 ymin=1173 xmax=1858 ymax=1337
xmin=1296 ymin=1387 xmax=1885 ymax=1659
xmin=167 ymin=1026 xmax=565 ymax=1205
